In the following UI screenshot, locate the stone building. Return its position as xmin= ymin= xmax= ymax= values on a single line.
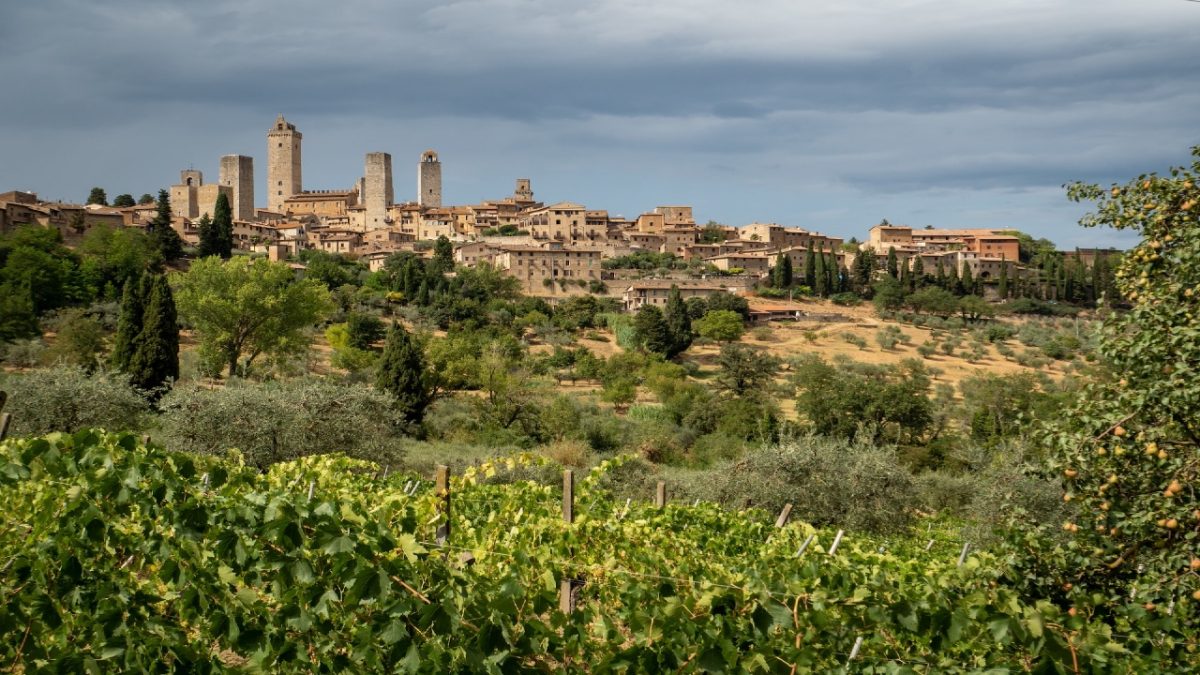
xmin=622 ymin=280 xmax=734 ymax=311
xmin=283 ymin=190 xmax=359 ymax=219
xmin=219 ymin=155 xmax=255 ymax=221
xmin=484 ymin=242 xmax=602 ymax=296
xmin=364 ymin=152 xmax=394 ymax=230
xmin=418 ymin=150 xmax=442 ymax=208
xmin=739 ymin=223 xmax=843 ymax=252
xmin=524 ymin=202 xmax=590 ymax=241
xmin=267 ymin=114 xmax=302 ymax=213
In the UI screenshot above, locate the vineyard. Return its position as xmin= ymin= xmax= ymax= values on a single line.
xmin=2 ymin=429 xmax=1194 ymax=673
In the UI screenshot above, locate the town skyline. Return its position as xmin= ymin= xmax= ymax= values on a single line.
xmin=3 ymin=1 xmax=1199 ymax=247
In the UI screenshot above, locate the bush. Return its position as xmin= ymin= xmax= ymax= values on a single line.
xmin=0 ymin=365 xmax=150 ymax=436
xmin=158 ymin=378 xmax=407 ymax=468
xmin=915 ymin=472 xmax=977 ymax=514
xmin=830 ymin=292 xmax=861 ymax=307
xmin=712 ymin=436 xmax=917 ymax=534
xmin=0 ymin=338 xmax=46 ymax=368
xmin=841 ymin=332 xmax=868 ymax=350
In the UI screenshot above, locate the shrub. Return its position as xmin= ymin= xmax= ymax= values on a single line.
xmin=712 ymin=436 xmax=917 ymax=534
xmin=830 ymin=292 xmax=861 ymax=307
xmin=0 ymin=338 xmax=46 ymax=368
xmin=914 ymin=471 xmax=977 ymax=515
xmin=841 ymin=332 xmax=868 ymax=350
xmin=0 ymin=365 xmax=150 ymax=436
xmin=158 ymin=378 xmax=407 ymax=468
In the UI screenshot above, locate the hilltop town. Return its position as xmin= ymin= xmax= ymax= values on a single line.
xmin=0 ymin=114 xmax=1120 ymax=315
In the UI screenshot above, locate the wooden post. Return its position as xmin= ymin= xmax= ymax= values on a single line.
xmin=141 ymin=434 xmax=151 ymax=446
xmin=306 ymin=481 xmax=315 ymax=502
xmin=655 ymin=481 xmax=667 ymax=509
xmin=618 ymin=497 xmax=631 ymax=520
xmin=562 ymin=469 xmax=574 ymax=524
xmin=924 ymin=539 xmax=935 ymax=551
xmin=560 ymin=469 xmax=578 ymax=613
xmin=0 ymin=413 xmax=10 ymax=442
xmin=795 ymin=533 xmax=816 ymax=557
xmin=774 ymin=503 xmax=793 ymax=528
xmin=847 ymin=636 xmax=864 ymax=664
xmin=435 ymin=465 xmax=451 ymax=544
xmin=828 ymin=529 xmax=845 ymax=556
xmin=0 ymin=390 xmax=7 ymax=414
xmin=957 ymin=542 xmax=971 ymax=566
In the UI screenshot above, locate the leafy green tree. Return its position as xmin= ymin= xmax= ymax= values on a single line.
xmin=45 ymin=309 xmax=106 ymax=372
xmin=663 ymin=285 xmax=693 ymax=358
xmin=112 ymin=194 xmax=136 ymax=208
xmin=705 ymin=292 xmax=751 ymax=321
xmin=110 ymin=274 xmax=148 ymax=372
xmin=1027 ymin=149 xmax=1200 ymax=611
xmin=632 ymin=305 xmax=672 ymax=355
xmin=432 ymin=235 xmax=454 ymax=273
xmin=149 ymin=189 xmax=183 ymax=261
xmin=346 ymin=312 xmax=385 ymax=349
xmin=694 ymin=309 xmax=745 ymax=343
xmin=376 ymin=322 xmax=434 ymax=426
xmin=212 ymin=192 xmax=234 ymax=258
xmin=126 ymin=274 xmax=179 ymax=395
xmin=957 ymin=294 xmax=994 ymax=322
xmin=86 ymin=187 xmax=108 ymax=206
xmin=0 ymin=283 xmax=39 ymax=341
xmin=906 ymin=286 xmax=958 ymax=317
xmin=77 ymin=224 xmax=160 ymax=297
xmin=196 ymin=213 xmax=219 ymax=258
xmin=172 ymin=257 xmax=333 ymax=377
xmin=792 ymin=355 xmax=932 ymax=444
xmin=715 ymin=343 xmax=779 ymax=396
xmin=137 ymin=193 xmax=154 ymax=205
xmin=871 ymin=275 xmax=906 ymax=314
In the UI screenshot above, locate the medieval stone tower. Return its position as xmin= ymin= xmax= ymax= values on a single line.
xmin=219 ymin=155 xmax=255 ymax=221
xmin=418 ymin=150 xmax=442 ymax=208
xmin=267 ymin=114 xmax=302 ymax=213
xmin=363 ymin=152 xmax=394 ymax=230
xmin=514 ymin=178 xmax=534 ymax=202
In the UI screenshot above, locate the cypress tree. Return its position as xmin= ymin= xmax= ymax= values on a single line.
xmin=935 ymin=258 xmax=946 ymax=289
xmin=886 ymin=246 xmax=899 ymax=279
xmin=127 ymin=274 xmax=179 ymax=396
xmin=196 ymin=213 xmax=219 ymax=258
xmin=150 ymin=189 xmax=184 ymax=261
xmin=814 ymin=249 xmax=827 ymax=297
xmin=825 ymin=249 xmax=837 ymax=295
xmin=803 ymin=241 xmax=816 ymax=289
xmin=417 ymin=279 xmax=430 ymax=306
xmin=377 ymin=322 xmax=433 ymax=426
xmin=212 ymin=192 xmax=234 ymax=259
xmin=110 ymin=274 xmax=148 ymax=371
xmin=998 ymin=259 xmax=1009 ymax=299
xmin=911 ymin=256 xmax=925 ymax=289
xmin=961 ymin=264 xmax=974 ymax=296
xmin=899 ymin=256 xmax=912 ymax=292
xmin=947 ymin=260 xmax=960 ymax=294
xmin=663 ymin=285 xmax=693 ymax=358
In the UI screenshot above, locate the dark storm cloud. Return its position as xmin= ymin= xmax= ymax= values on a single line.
xmin=0 ymin=0 xmax=1197 ymax=245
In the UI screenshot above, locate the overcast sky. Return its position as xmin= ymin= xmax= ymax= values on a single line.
xmin=2 ymin=0 xmax=1198 ymax=247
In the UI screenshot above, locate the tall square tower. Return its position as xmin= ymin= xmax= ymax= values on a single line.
xmin=267 ymin=115 xmax=302 ymax=213
xmin=219 ymin=155 xmax=255 ymax=221
xmin=418 ymin=150 xmax=442 ymax=208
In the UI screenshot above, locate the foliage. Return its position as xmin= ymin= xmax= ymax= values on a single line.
xmin=126 ymin=274 xmax=179 ymax=396
xmin=376 ymin=322 xmax=435 ymax=427
xmin=0 ymin=365 xmax=150 ymax=435
xmin=112 ymin=193 xmax=136 ymax=207
xmin=3 ymin=431 xmax=1179 ymax=671
xmin=172 ymin=257 xmax=333 ymax=378
xmin=662 ymin=285 xmax=694 ymax=358
xmin=1018 ymin=148 xmax=1200 ymax=616
xmin=44 ymin=307 xmax=107 ymax=371
xmin=694 ymin=309 xmax=745 ymax=343
xmin=792 ymin=355 xmax=933 ymax=444
xmin=631 ymin=305 xmax=672 ymax=355
xmin=86 ymin=186 xmax=108 ymax=206
xmin=715 ymin=343 xmax=779 ymax=397
xmin=158 ymin=378 xmax=406 ymax=468
xmin=148 ymin=189 xmax=183 ymax=261
xmin=77 ymin=224 xmax=160 ymax=298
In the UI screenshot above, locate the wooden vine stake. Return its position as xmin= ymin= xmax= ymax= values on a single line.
xmin=0 ymin=412 xmax=10 ymax=442
xmin=435 ymin=464 xmax=451 ymax=545
xmin=655 ymin=481 xmax=667 ymax=509
xmin=560 ymin=469 xmax=583 ymax=614
xmin=774 ymin=503 xmax=793 ymax=529
xmin=957 ymin=542 xmax=971 ymax=567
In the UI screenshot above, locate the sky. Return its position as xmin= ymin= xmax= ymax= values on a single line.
xmin=2 ymin=0 xmax=1198 ymax=248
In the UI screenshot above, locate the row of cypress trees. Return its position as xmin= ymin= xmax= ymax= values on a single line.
xmin=197 ymin=193 xmax=235 ymax=259
xmin=110 ymin=272 xmax=179 ymax=397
